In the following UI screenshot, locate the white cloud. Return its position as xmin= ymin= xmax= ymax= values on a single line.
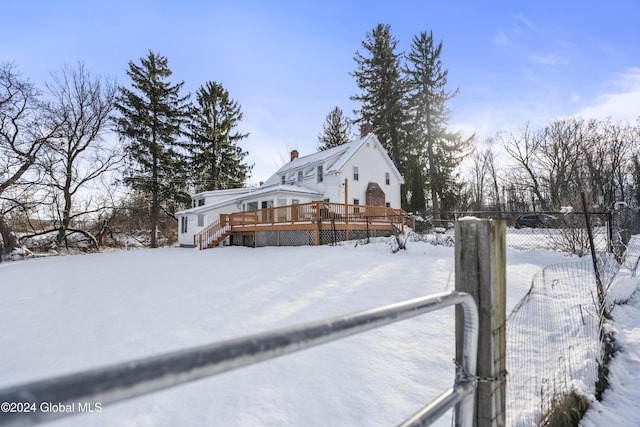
xmin=493 ymin=13 xmax=534 ymax=47
xmin=492 ymin=30 xmax=509 ymax=47
xmin=453 ymin=68 xmax=640 ymax=147
xmin=575 ymin=68 xmax=640 ymax=122
xmin=512 ymin=13 xmax=534 ymax=32
xmin=527 ymin=54 xmax=570 ymax=66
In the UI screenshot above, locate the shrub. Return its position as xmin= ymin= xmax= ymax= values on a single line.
xmin=541 ymin=390 xmax=589 ymax=427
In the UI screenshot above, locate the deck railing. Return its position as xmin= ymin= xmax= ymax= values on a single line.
xmin=195 ymin=214 xmax=231 ymax=249
xmin=227 ymin=201 xmax=405 ymax=229
xmin=194 ymin=201 xmax=407 ymax=249
xmin=0 ymin=290 xmax=478 ymax=427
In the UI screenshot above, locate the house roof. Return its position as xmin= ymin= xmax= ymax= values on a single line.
xmin=261 ymin=141 xmax=351 ymax=187
xmin=191 ymin=188 xmax=253 ymax=199
xmin=176 ymin=132 xmax=404 ymax=217
xmin=326 ymin=133 xmax=386 ymax=174
xmin=177 ymin=184 xmax=322 ymax=215
xmin=261 ymin=132 xmax=404 ymax=186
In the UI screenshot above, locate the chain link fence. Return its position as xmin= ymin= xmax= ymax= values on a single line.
xmin=410 ymin=211 xmax=619 ymax=257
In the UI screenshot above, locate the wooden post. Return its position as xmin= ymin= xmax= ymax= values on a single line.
xmin=314 ymin=201 xmax=321 ymax=246
xmin=344 ymin=178 xmax=348 ymax=208
xmin=455 ymin=218 xmax=506 ymax=427
xmin=344 ymin=178 xmax=349 ymax=241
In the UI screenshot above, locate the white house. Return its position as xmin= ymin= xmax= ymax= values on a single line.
xmin=176 ymin=130 xmax=404 ymax=247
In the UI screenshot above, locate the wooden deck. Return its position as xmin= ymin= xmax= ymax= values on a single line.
xmin=195 ymin=201 xmax=407 ymax=249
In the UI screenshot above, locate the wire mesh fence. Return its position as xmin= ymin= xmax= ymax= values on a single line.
xmin=410 ymin=211 xmax=612 ymax=256
xmin=506 ymin=260 xmax=606 ymax=425
xmin=504 ymin=235 xmax=640 ymax=426
xmin=411 ymin=208 xmax=640 ymax=424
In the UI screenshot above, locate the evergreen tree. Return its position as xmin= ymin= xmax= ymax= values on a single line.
xmin=189 ymin=81 xmax=251 ymax=192
xmin=317 ymin=106 xmax=351 ymax=151
xmin=404 ymin=31 xmax=472 ymax=218
xmin=351 ymin=24 xmax=408 ymax=193
xmin=114 ymin=51 xmax=191 ymax=248
xmin=407 ymin=157 xmax=426 ymax=212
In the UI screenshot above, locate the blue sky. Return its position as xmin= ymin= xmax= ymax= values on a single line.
xmin=3 ymin=1 xmax=640 ymax=183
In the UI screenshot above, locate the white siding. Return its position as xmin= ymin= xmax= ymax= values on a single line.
xmin=338 ymin=140 xmax=402 ymax=208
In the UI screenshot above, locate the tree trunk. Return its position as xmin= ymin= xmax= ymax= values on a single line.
xmin=427 ymin=140 xmax=440 ymax=220
xmin=56 ymin=160 xmax=75 ymax=250
xmin=150 ymin=154 xmax=159 ymax=248
xmin=0 ymin=214 xmax=18 ymax=258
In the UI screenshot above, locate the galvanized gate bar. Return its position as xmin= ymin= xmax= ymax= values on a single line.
xmin=402 ymin=289 xmax=479 ymax=427
xmin=0 ymin=290 xmax=478 ymax=427
xmin=400 ymin=382 xmax=476 ymax=427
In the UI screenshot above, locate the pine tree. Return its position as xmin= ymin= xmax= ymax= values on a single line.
xmin=114 ymin=51 xmax=191 ymax=248
xmin=351 ymin=24 xmax=408 ymax=181
xmin=408 ymin=158 xmax=426 ymax=212
xmin=317 ymin=106 xmax=351 ymax=151
xmin=404 ymin=31 xmax=472 ymax=218
xmin=189 ymin=81 xmax=251 ymax=192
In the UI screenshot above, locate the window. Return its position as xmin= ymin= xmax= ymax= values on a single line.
xmin=281 ymin=175 xmax=285 ymax=185
xmin=181 ymin=217 xmax=188 ymax=233
xmin=198 ymin=199 xmax=205 ymax=206
xmin=317 ymin=165 xmax=323 ymax=183
xmin=386 ymin=202 xmax=391 ymax=208
xmin=247 ymin=201 xmax=258 ymax=211
xmin=353 ymin=166 xmax=359 ymax=181
xmin=291 ymin=199 xmax=300 ymax=205
xmin=353 ymin=198 xmax=360 ymax=205
xmin=385 ymin=172 xmax=390 ymax=185
xmin=297 ymin=170 xmax=303 ymax=183
xmin=197 ymin=214 xmax=204 ymax=227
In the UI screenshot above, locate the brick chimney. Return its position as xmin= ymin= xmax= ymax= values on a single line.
xmin=290 ymin=150 xmax=299 ymax=161
xmin=360 ymin=123 xmax=373 ymax=137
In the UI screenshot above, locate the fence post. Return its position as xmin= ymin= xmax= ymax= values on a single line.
xmin=580 ymin=192 xmax=606 ymax=314
xmin=455 ymin=218 xmax=506 ymax=427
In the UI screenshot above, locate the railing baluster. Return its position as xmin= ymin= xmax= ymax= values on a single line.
xmin=194 ymin=202 xmax=410 ymax=249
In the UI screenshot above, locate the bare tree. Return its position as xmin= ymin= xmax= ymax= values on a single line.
xmin=467 ymin=144 xmax=489 ymax=210
xmin=484 ymin=140 xmax=502 ymax=211
xmin=0 ymin=63 xmax=57 ymax=256
xmin=598 ymin=119 xmax=635 ymax=205
xmin=499 ymin=123 xmax=548 ymax=210
xmin=499 ymin=117 xmax=640 ymax=213
xmin=38 ymin=62 xmax=120 ymax=251
xmin=538 ymin=118 xmax=590 ymax=207
xmin=465 ymin=138 xmax=503 ymax=211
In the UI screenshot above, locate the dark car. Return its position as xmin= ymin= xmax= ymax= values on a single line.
xmin=514 ymin=214 xmax=558 ymax=229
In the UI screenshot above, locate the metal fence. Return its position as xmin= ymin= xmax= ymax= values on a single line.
xmin=506 ymin=260 xmax=606 ymax=425
xmin=0 ymin=291 xmax=478 ymax=427
xmin=411 ymin=211 xmax=619 ymax=256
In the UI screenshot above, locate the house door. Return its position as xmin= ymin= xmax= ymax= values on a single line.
xmin=366 ymin=182 xmax=386 ymax=207
xmin=277 ymin=198 xmax=287 ymax=222
xmin=261 ymin=200 xmax=273 ymax=222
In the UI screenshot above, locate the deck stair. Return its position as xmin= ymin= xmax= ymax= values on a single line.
xmin=195 ymin=215 xmax=231 ymax=249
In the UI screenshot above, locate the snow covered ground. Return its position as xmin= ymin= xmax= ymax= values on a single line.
xmin=582 ymin=255 xmax=640 ymax=426
xmin=0 ymin=237 xmax=638 ymax=426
